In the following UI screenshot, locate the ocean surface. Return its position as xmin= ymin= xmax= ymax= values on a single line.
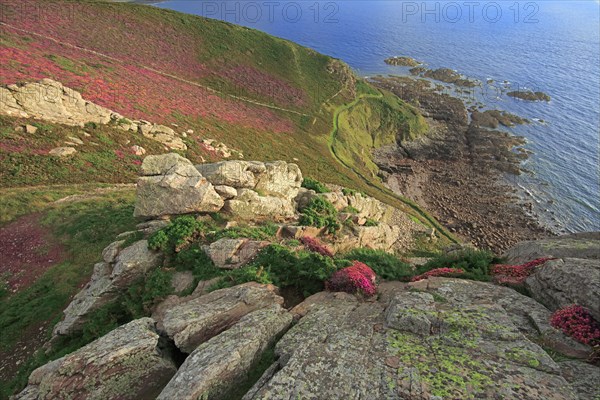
xmin=145 ymin=0 xmax=599 ymax=233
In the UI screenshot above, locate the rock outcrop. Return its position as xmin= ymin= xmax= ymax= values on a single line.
xmin=503 ymin=233 xmax=600 ymax=320
xmin=504 ymin=232 xmax=600 ymax=264
xmin=0 ymin=79 xmax=189 ymax=150
xmin=134 ymin=154 xmax=224 ymax=218
xmin=526 ymin=258 xmax=600 ymax=321
xmin=157 ymin=305 xmax=292 ymax=400
xmin=17 ymin=318 xmax=177 ymax=400
xmin=53 ymin=240 xmax=162 ymax=336
xmin=243 ymin=281 xmax=578 ymax=399
xmin=196 ymin=160 xmax=302 ymax=222
xmin=202 ymin=238 xmax=268 ymax=269
xmin=155 ymin=282 xmax=284 ymax=353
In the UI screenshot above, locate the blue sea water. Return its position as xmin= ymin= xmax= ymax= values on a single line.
xmin=148 ymin=0 xmax=599 ymax=233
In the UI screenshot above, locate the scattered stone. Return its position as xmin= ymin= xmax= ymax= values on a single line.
xmin=131 ymin=145 xmax=146 ymax=156
xmin=48 ymin=147 xmax=76 ymax=157
xmin=17 ymin=318 xmax=177 ymax=400
xmin=171 ymin=271 xmax=195 ymax=294
xmin=67 ymin=136 xmax=84 ymax=145
xmin=25 ymin=124 xmax=37 ymax=134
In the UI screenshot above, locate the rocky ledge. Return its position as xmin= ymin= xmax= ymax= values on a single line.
xmin=16 ymin=234 xmax=600 ymax=400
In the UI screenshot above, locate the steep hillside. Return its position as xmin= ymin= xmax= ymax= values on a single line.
xmin=0 ymin=0 xmax=453 ymax=237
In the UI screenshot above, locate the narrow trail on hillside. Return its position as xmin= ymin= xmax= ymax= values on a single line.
xmin=0 ymin=22 xmax=309 ymax=117
xmin=327 ymin=91 xmax=457 ymax=242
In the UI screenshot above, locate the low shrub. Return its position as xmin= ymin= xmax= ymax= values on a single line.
xmin=299 ymin=197 xmax=340 ymax=234
xmin=207 ymin=223 xmax=278 ymax=241
xmin=148 ymin=216 xmax=209 ymax=253
xmin=364 ymin=218 xmax=379 ymax=227
xmin=174 ymin=243 xmax=223 ymax=281
xmin=415 ymin=249 xmax=498 ymax=281
xmin=343 ymin=248 xmax=413 ymax=281
xmin=300 ymin=236 xmax=333 ymax=258
xmin=301 ymin=177 xmax=329 ymax=193
xmin=326 ymin=261 xmax=377 ymax=297
xmin=550 ymin=305 xmax=600 ymax=346
xmin=411 ymin=268 xmax=465 ymax=282
xmin=214 ymin=244 xmax=339 ymax=297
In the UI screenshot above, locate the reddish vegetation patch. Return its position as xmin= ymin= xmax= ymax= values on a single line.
xmin=326 ymin=261 xmax=377 ymax=296
xmin=222 ymin=65 xmax=306 ymax=107
xmin=550 ymin=305 xmax=600 ymax=346
xmin=300 ymin=236 xmax=333 ymax=258
xmin=0 ymin=214 xmax=66 ymax=293
xmin=411 ymin=267 xmax=465 ymax=282
xmin=0 ymin=29 xmax=293 ymax=134
xmin=491 ymin=257 xmax=553 ymax=286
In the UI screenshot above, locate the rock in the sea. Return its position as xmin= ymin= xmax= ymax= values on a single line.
xmin=134 ymin=154 xmax=224 ymax=218
xmin=384 ymin=56 xmax=422 ymax=67
xmin=48 ymin=147 xmax=77 ymax=157
xmin=243 ymin=282 xmax=577 ymax=399
xmin=507 ymin=90 xmax=551 ymax=102
xmin=202 ymin=238 xmax=268 ymax=269
xmin=156 ymin=282 xmax=284 ymax=353
xmin=17 ymin=318 xmax=177 ymax=400
xmin=157 ymin=305 xmax=292 ymax=400
xmin=526 ymin=258 xmax=600 ymax=320
xmin=53 ymin=240 xmax=162 ymax=336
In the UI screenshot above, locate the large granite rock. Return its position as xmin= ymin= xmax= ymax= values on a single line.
xmin=242 ymin=281 xmax=582 ymax=399
xmin=157 ymin=305 xmax=292 ymax=400
xmin=196 ymin=160 xmax=302 ymax=200
xmin=526 ymin=258 xmax=600 ymax=321
xmin=134 ymin=154 xmax=224 ymax=218
xmin=559 ymin=360 xmax=600 ymax=400
xmin=156 ymin=282 xmax=284 ymax=353
xmin=17 ymin=318 xmax=177 ymax=400
xmin=0 ymin=79 xmax=187 ymax=150
xmin=223 ymin=189 xmax=296 ymax=222
xmin=202 ymin=238 xmax=268 ymax=269
xmin=53 ymin=240 xmax=162 ymax=336
xmin=504 ymin=232 xmax=600 ymax=264
xmin=330 ymin=224 xmax=402 ymax=253
xmin=0 ymin=79 xmax=115 ymax=125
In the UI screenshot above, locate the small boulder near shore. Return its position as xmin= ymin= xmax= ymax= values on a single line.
xmin=384 ymin=56 xmax=422 ymax=67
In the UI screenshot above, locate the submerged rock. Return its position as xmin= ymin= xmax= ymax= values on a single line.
xmin=507 ymin=90 xmax=551 ymax=102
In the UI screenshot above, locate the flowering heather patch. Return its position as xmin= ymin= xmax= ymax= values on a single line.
xmin=550 ymin=305 xmax=600 ymax=346
xmin=299 ymin=236 xmax=333 ymax=258
xmin=491 ymin=258 xmax=553 ymax=286
xmin=222 ymin=65 xmax=306 ymax=108
xmin=0 ymin=31 xmax=294 ymax=134
xmin=411 ymin=268 xmax=465 ymax=282
xmin=326 ymin=261 xmax=377 ymax=296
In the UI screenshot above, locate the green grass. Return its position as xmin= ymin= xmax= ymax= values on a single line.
xmin=0 ymin=189 xmax=139 ymax=397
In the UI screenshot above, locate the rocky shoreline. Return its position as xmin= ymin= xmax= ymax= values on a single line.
xmin=370 ymin=75 xmax=551 ymax=252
